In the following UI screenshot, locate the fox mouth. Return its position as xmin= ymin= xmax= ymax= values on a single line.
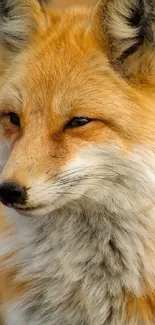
xmin=17 ymin=206 xmax=39 ymax=212
xmin=14 ymin=204 xmax=47 ymax=215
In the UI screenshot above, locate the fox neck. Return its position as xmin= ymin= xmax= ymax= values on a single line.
xmin=2 ymin=147 xmax=155 ymax=325
xmin=5 ymin=192 xmax=155 ymax=296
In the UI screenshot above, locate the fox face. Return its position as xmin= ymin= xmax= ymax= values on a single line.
xmin=0 ymin=0 xmax=155 ymax=217
xmin=2 ymin=2 xmax=155 ymax=325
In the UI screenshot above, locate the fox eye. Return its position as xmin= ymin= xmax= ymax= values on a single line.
xmin=66 ymin=117 xmax=92 ymax=129
xmin=8 ymin=112 xmax=20 ymax=127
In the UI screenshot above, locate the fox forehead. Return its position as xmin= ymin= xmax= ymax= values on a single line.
xmin=0 ymin=7 xmax=139 ymax=120
xmin=1 ymin=4 xmax=155 ymax=147
xmin=5 ymin=31 xmax=126 ymax=120
xmin=0 ymin=37 xmax=148 ymax=146
xmin=17 ymin=43 xmax=109 ymax=113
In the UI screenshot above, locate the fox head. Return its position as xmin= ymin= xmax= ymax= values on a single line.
xmin=0 ymin=0 xmax=155 ymax=216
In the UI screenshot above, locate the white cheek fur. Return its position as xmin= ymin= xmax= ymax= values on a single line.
xmin=16 ymin=145 xmax=155 ymax=219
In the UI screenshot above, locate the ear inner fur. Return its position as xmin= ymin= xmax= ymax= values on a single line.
xmin=90 ymin=0 xmax=155 ymax=79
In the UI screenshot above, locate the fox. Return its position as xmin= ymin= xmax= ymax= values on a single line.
xmin=1 ymin=0 xmax=155 ymax=324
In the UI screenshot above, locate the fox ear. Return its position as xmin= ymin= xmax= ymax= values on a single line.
xmin=90 ymin=0 xmax=155 ymax=79
xmin=0 ymin=0 xmax=47 ymax=52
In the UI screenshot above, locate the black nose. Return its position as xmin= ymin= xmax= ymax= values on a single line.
xmin=0 ymin=182 xmax=26 ymax=206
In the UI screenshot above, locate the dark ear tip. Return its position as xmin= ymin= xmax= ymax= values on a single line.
xmin=127 ymin=0 xmax=144 ymax=27
xmin=128 ymin=0 xmax=154 ymax=43
xmin=0 ymin=0 xmax=10 ymax=17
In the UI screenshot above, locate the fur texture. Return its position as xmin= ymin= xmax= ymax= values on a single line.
xmin=0 ymin=0 xmax=155 ymax=324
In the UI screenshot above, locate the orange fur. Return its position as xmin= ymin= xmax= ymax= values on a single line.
xmin=125 ymin=292 xmax=155 ymax=324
